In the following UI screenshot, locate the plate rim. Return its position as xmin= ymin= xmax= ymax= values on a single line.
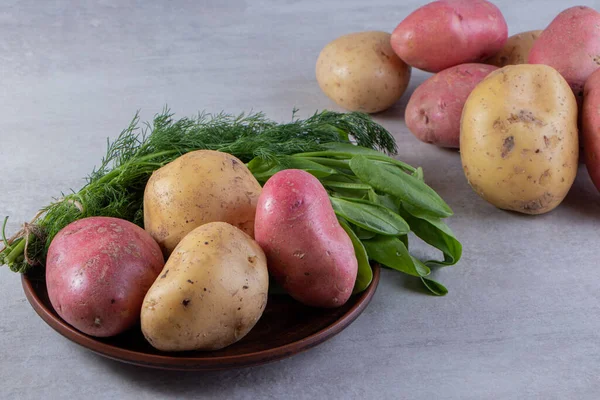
xmin=21 ymin=264 xmax=380 ymax=371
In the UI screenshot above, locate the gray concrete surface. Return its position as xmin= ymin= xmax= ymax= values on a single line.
xmin=1 ymin=0 xmax=600 ymax=399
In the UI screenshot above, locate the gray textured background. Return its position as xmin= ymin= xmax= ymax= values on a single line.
xmin=2 ymin=1 xmax=600 ymax=399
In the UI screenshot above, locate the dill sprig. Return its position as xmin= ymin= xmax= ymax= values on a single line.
xmin=0 ymin=108 xmax=397 ymax=273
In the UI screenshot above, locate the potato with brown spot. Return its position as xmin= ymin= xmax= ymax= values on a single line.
xmin=405 ymin=63 xmax=498 ymax=148
xmin=316 ymin=31 xmax=411 ymax=113
xmin=486 ymin=30 xmax=543 ymax=67
xmin=460 ymin=64 xmax=578 ymax=215
xmin=143 ymin=150 xmax=262 ymax=257
xmin=141 ymin=222 xmax=269 ymax=351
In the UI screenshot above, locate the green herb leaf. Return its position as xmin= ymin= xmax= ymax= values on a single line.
xmin=362 ymin=236 xmax=422 ymax=277
xmin=338 ymin=218 xmax=373 ymax=294
xmin=1 ymin=109 xmax=398 ymax=273
xmin=354 ymin=226 xmax=377 ymax=240
xmin=291 ymin=156 xmax=351 ymax=170
xmin=399 ymin=234 xmax=409 ymax=249
xmin=410 ymin=256 xmax=431 ymax=277
xmin=296 ymin=142 xmax=416 ymax=173
xmin=420 ymin=277 xmax=448 ymax=296
xmin=399 ymin=204 xmax=462 ymax=266
xmin=248 ymin=156 xmax=337 ymax=182
xmin=322 ymin=181 xmax=372 ymax=191
xmin=349 ymin=156 xmax=453 ymax=218
xmin=330 ymin=197 xmax=410 ymax=236
xmin=413 ymin=166 xmax=424 ymax=180
xmin=321 ymin=142 xmax=395 ymax=156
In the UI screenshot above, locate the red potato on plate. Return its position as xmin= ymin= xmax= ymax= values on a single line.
xmin=254 ymin=169 xmax=358 ymax=308
xmin=46 ymin=217 xmax=164 ymax=337
xmin=405 ymin=63 xmax=498 ymax=148
xmin=390 ymin=0 xmax=508 ymax=73
xmin=583 ymin=69 xmax=600 ymax=192
xmin=529 ymin=6 xmax=600 ymax=100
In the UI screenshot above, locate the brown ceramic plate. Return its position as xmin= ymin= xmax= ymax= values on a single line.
xmin=22 ymin=264 xmax=380 ymax=371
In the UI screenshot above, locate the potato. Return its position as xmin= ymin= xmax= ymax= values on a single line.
xmin=582 ymin=69 xmax=600 ymax=192
xmin=390 ymin=0 xmax=508 ymax=73
xmin=143 ymin=150 xmax=262 ymax=257
xmin=460 ymin=64 xmax=578 ymax=215
xmin=529 ymin=6 xmax=600 ymax=99
xmin=141 ymin=222 xmax=268 ymax=352
xmin=315 ymin=31 xmax=411 ymax=113
xmin=255 ymin=169 xmax=358 ymax=308
xmin=486 ymin=30 xmax=543 ymax=68
xmin=405 ymin=63 xmax=498 ymax=148
xmin=46 ymin=217 xmax=164 ymax=337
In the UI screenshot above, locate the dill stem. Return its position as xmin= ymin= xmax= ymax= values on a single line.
xmin=1 ymin=216 xmax=8 ymax=249
xmin=5 ymin=238 xmax=25 ymax=264
xmin=137 ymin=150 xmax=181 ymax=162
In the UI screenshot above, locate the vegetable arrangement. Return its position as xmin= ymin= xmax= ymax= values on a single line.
xmin=315 ymin=1 xmax=600 ymax=216
xmin=9 ymin=0 xmax=600 ymax=356
xmin=0 ymin=110 xmax=396 ymax=274
xmin=1 ymin=108 xmax=461 ymax=350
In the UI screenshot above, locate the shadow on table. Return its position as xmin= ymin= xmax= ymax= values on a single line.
xmin=560 ymin=168 xmax=600 ymax=218
xmin=84 ymin=347 xmax=315 ymax=396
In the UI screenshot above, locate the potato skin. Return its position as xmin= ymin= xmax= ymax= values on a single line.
xmin=405 ymin=63 xmax=498 ymax=148
xmin=46 ymin=217 xmax=164 ymax=337
xmin=141 ymin=222 xmax=268 ymax=352
xmin=390 ymin=0 xmax=508 ymax=73
xmin=486 ymin=30 xmax=543 ymax=67
xmin=583 ymin=69 xmax=600 ymax=192
xmin=254 ymin=169 xmax=358 ymax=308
xmin=143 ymin=150 xmax=262 ymax=257
xmin=316 ymin=31 xmax=411 ymax=113
xmin=529 ymin=6 xmax=600 ymax=99
xmin=460 ymin=64 xmax=578 ymax=215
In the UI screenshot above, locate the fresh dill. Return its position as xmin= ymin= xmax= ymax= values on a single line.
xmin=0 ymin=108 xmax=397 ymax=273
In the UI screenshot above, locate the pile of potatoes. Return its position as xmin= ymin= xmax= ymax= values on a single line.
xmin=315 ymin=1 xmax=600 ymax=215
xmin=44 ymin=150 xmax=359 ymax=352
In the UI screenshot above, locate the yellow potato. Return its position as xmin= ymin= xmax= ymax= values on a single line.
xmin=460 ymin=64 xmax=578 ymax=215
xmin=143 ymin=150 xmax=262 ymax=257
xmin=316 ymin=31 xmax=411 ymax=113
xmin=141 ymin=222 xmax=269 ymax=352
xmin=486 ymin=30 xmax=543 ymax=67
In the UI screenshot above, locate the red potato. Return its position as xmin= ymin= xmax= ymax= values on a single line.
xmin=405 ymin=63 xmax=498 ymax=148
xmin=390 ymin=0 xmax=508 ymax=73
xmin=254 ymin=169 xmax=357 ymax=308
xmin=583 ymin=69 xmax=600 ymax=192
xmin=529 ymin=6 xmax=600 ymax=100
xmin=46 ymin=217 xmax=164 ymax=337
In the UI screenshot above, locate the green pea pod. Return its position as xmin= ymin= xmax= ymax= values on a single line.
xmin=349 ymin=155 xmax=453 ymax=218
xmin=338 ymin=218 xmax=373 ymax=294
xmin=362 ymin=236 xmax=429 ymax=277
xmin=399 ymin=204 xmax=462 ymax=266
xmin=330 ymin=197 xmax=409 ymax=236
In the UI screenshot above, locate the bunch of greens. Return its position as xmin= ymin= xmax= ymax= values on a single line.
xmin=248 ymin=142 xmax=461 ymax=296
xmin=0 ymin=108 xmax=461 ymax=295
